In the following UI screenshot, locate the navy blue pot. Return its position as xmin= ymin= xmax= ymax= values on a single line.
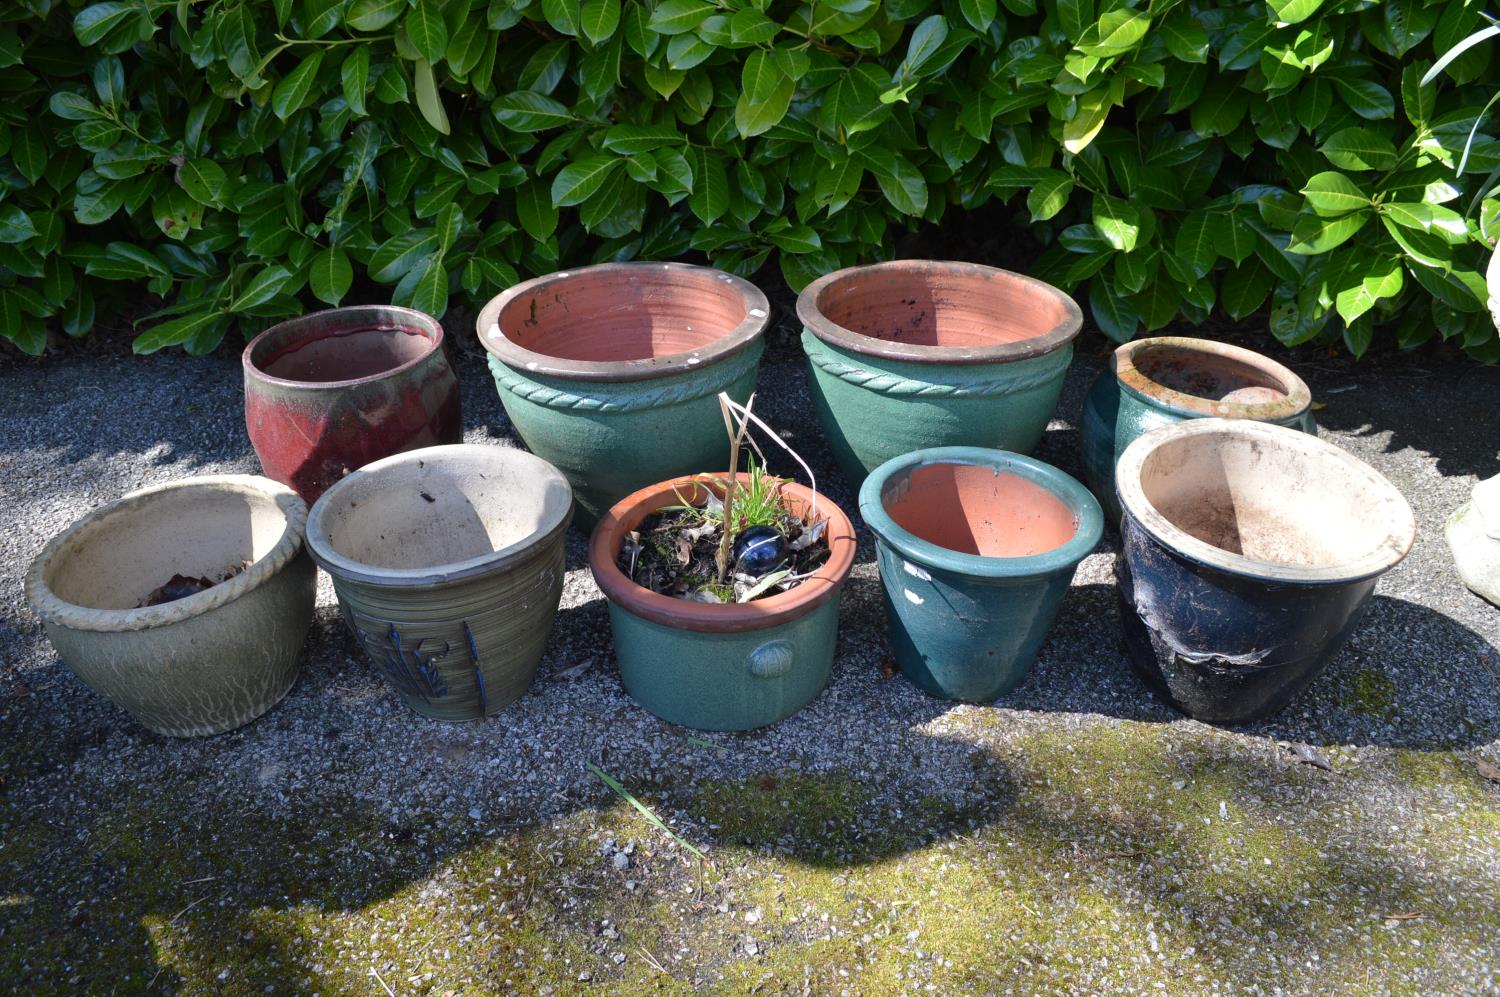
xmin=860 ymin=447 xmax=1103 ymax=702
xmin=1114 ymin=419 xmax=1414 ymax=724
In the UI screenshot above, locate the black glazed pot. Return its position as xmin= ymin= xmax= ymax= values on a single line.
xmin=1114 ymin=419 xmax=1415 ymax=724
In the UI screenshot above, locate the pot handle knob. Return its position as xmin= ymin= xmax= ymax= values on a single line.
xmin=746 ymin=639 xmax=794 ymax=679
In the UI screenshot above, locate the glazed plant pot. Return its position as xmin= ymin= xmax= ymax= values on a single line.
xmin=797 ymin=260 xmax=1082 ymax=487
xmin=244 ymin=305 xmax=463 ymax=504
xmin=23 ymin=475 xmax=316 ymax=737
xmin=860 ymin=448 xmax=1102 ymax=702
xmin=1115 ymin=420 xmax=1415 ymax=724
xmin=478 ymin=262 xmax=769 ymax=530
xmin=306 ymin=445 xmax=573 ymax=722
xmin=1081 ymin=337 xmax=1315 ymax=524
xmin=589 ymin=475 xmax=857 ymax=731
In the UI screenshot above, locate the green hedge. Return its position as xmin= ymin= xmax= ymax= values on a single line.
xmin=1 ymin=0 xmax=1498 ymax=358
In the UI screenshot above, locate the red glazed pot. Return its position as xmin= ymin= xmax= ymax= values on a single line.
xmin=243 ymin=306 xmax=463 ymax=503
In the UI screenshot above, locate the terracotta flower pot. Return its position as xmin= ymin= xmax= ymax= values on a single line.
xmin=1081 ymin=337 xmax=1315 ymax=523
xmin=1115 ymin=420 xmax=1415 ymax=724
xmin=860 ymin=448 xmax=1102 ymax=702
xmin=24 ymin=475 xmax=316 ymax=736
xmin=589 ymin=474 xmax=857 ymax=731
xmin=478 ymin=263 xmax=769 ymax=530
xmin=244 ymin=305 xmax=463 ymax=504
xmin=797 ymin=260 xmax=1082 ymax=486
xmin=306 ymin=445 xmax=573 ymax=722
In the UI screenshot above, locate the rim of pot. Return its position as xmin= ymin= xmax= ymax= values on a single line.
xmin=243 ymin=305 xmax=445 ymax=391
xmin=1116 ymin=419 xmax=1416 ymax=584
xmin=1112 ymin=336 xmax=1313 ymax=422
xmin=796 ymin=260 xmax=1083 ymax=365
xmin=476 ymin=261 xmax=771 ymax=383
xmin=305 ymin=444 xmax=574 ymax=587
xmin=24 ymin=475 xmax=308 ymax=633
xmin=588 ymin=473 xmax=858 ymax=634
xmin=858 ymin=447 xmax=1103 ymax=577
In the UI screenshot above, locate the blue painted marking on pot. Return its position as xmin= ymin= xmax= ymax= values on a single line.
xmin=859 ymin=447 xmax=1103 ymax=703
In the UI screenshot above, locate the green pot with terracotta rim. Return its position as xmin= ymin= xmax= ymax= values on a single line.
xmin=588 ymin=474 xmax=857 ymax=731
xmin=479 ymin=262 xmax=769 ymax=531
xmin=860 ymin=447 xmax=1102 ymax=702
xmin=1081 ymin=336 xmax=1316 ymax=525
xmin=798 ymin=260 xmax=1083 ymax=488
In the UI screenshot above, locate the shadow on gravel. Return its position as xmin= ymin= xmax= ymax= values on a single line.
xmin=1005 ymin=585 xmax=1500 ymax=751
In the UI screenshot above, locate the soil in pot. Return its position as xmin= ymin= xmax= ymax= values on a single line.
xmin=139 ymin=562 xmax=249 ymax=606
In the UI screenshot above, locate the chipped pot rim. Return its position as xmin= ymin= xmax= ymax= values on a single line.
xmin=1111 ymin=336 xmax=1313 ymax=422
xmin=1116 ymin=419 xmax=1416 ymax=584
xmin=588 ymin=473 xmax=857 ymax=634
xmin=305 ymin=445 xmax=574 ymax=588
xmin=476 ymin=262 xmax=771 ymax=383
xmin=242 ymin=305 xmax=446 ymax=392
xmin=796 ymin=260 xmax=1083 ymax=366
xmin=858 ymin=446 xmax=1104 ymax=579
xmin=24 ymin=475 xmax=308 ymax=633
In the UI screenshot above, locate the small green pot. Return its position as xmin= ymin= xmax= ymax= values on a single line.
xmin=479 ymin=262 xmax=768 ymax=530
xmin=798 ymin=260 xmax=1082 ymax=487
xmin=306 ymin=445 xmax=573 ymax=722
xmin=589 ymin=474 xmax=857 ymax=731
xmin=1081 ymin=337 xmax=1316 ymax=524
xmin=860 ymin=448 xmax=1102 ymax=702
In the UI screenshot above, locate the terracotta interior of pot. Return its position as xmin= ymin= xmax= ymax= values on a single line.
xmin=318 ymin=452 xmax=571 ymax=571
xmin=883 ymin=464 xmax=1078 ymax=557
xmin=1131 ymin=343 xmax=1291 ymax=405
xmin=813 ymin=267 xmax=1071 ymax=348
xmin=1137 ymin=431 xmax=1400 ymax=568
xmin=251 ymin=321 xmax=437 ymax=383
xmin=45 ymin=486 xmax=288 ymax=610
xmin=496 ymin=267 xmax=750 ymax=362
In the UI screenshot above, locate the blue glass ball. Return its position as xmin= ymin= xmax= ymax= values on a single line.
xmin=732 ymin=525 xmax=788 ymax=575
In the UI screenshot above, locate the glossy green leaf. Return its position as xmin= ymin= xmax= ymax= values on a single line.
xmin=347 ymin=0 xmax=405 ymax=30
xmin=309 ymin=247 xmax=353 ymax=305
xmin=1301 ymin=172 xmax=1369 ymax=217
xmin=551 ymin=155 xmax=622 ymax=206
xmin=272 ymin=51 xmax=324 ymax=120
xmin=1319 ymin=127 xmax=1398 ymax=171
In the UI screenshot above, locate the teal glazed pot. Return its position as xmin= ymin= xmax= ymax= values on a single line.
xmin=479 ymin=263 xmax=769 ymax=530
xmin=860 ymin=447 xmax=1102 ymax=702
xmin=798 ymin=260 xmax=1082 ymax=487
xmin=1081 ymin=337 xmax=1316 ymax=524
xmin=589 ymin=474 xmax=857 ymax=731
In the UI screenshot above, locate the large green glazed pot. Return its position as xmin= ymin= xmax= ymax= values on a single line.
xmin=797 ymin=260 xmax=1082 ymax=487
xmin=24 ymin=475 xmax=316 ymax=737
xmin=306 ymin=445 xmax=573 ymax=722
xmin=479 ymin=262 xmax=769 ymax=531
xmin=860 ymin=447 xmax=1102 ymax=702
xmin=589 ymin=474 xmax=857 ymax=731
xmin=1081 ymin=337 xmax=1316 ymax=525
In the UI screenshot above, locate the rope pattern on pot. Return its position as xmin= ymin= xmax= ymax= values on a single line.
xmin=486 ymin=353 xmax=754 ymax=412
xmin=804 ymin=349 xmax=1065 ymax=398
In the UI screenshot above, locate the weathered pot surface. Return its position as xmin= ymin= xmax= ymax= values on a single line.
xmin=860 ymin=447 xmax=1102 ymax=702
xmin=589 ymin=473 xmax=857 ymax=731
xmin=306 ymin=444 xmax=573 ymax=722
xmin=478 ymin=263 xmax=769 ymax=530
xmin=1445 ymin=474 xmax=1500 ymax=605
xmin=1081 ymin=337 xmax=1315 ymax=523
xmin=797 ymin=260 xmax=1082 ymax=486
xmin=243 ymin=305 xmax=462 ymax=504
xmin=1115 ymin=419 xmax=1414 ymax=724
xmin=24 ymin=475 xmax=316 ymax=736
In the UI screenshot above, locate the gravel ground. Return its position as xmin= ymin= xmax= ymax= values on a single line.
xmin=2 ymin=337 xmax=1500 ymax=994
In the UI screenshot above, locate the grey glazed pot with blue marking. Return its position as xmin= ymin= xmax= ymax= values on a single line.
xmin=478 ymin=262 xmax=769 ymax=531
xmin=860 ymin=447 xmax=1103 ymax=702
xmin=306 ymin=445 xmax=573 ymax=722
xmin=589 ymin=473 xmax=857 ymax=732
xmin=798 ymin=260 xmax=1082 ymax=488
